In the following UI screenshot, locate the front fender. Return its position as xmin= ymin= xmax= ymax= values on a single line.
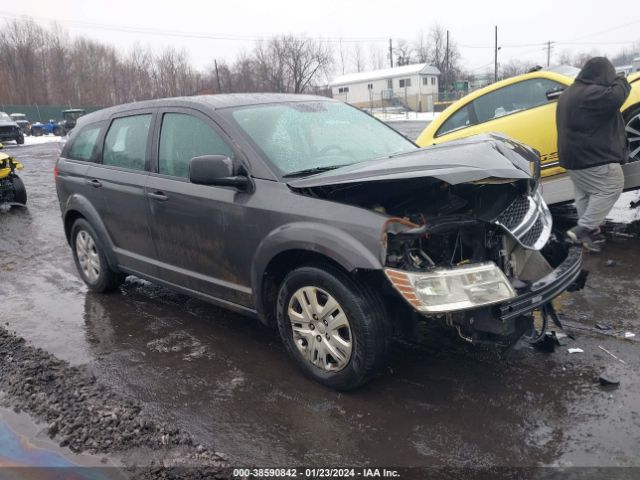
xmin=251 ymin=221 xmax=383 ymax=316
xmin=63 ymin=194 xmax=118 ymax=271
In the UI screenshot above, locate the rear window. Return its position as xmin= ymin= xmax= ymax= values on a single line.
xmin=66 ymin=125 xmax=102 ymax=161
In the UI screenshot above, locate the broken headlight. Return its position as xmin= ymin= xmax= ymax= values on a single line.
xmin=385 ymin=262 xmax=516 ymax=313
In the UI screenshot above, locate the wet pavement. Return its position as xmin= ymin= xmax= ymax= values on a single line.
xmin=1 ymin=140 xmax=640 ymax=469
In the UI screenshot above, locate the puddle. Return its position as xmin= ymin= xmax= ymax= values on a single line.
xmin=0 ymin=406 xmax=125 ymax=478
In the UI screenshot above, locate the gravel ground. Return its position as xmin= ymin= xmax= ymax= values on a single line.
xmin=0 ymin=325 xmax=230 ymax=479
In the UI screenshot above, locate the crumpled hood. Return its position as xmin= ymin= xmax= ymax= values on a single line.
xmin=288 ymin=134 xmax=539 ymax=189
xmin=576 ymin=57 xmax=617 ymax=86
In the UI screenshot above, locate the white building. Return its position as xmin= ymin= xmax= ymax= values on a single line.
xmin=330 ymin=63 xmax=440 ymax=112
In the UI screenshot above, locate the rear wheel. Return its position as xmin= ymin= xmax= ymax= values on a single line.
xmin=625 ymin=106 xmax=640 ymax=162
xmin=15 ymin=134 xmax=24 ymax=145
xmin=71 ymin=219 xmax=124 ymax=293
xmin=276 ymin=264 xmax=389 ymax=390
xmin=11 ymin=175 xmax=27 ymax=205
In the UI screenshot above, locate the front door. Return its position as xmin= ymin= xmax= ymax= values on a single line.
xmin=145 ymin=109 xmax=252 ymax=307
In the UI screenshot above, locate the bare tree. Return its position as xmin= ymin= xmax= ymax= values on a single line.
xmin=351 ymin=43 xmax=366 ymax=73
xmin=413 ymin=30 xmax=429 ymax=63
xmin=368 ymin=43 xmax=386 ymax=70
xmin=337 ymin=39 xmax=347 ymax=75
xmin=279 ymin=35 xmax=333 ymax=93
xmin=394 ymin=39 xmax=413 ymax=66
xmin=426 ymin=24 xmax=461 ymax=90
xmin=500 ymin=59 xmax=536 ymax=79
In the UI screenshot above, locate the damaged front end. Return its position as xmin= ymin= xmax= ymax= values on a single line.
xmin=289 ymin=134 xmax=585 ymax=347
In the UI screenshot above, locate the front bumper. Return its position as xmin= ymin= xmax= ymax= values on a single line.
xmin=498 ymin=246 xmax=583 ymax=321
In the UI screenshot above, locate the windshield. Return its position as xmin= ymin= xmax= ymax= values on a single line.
xmin=11 ymin=114 xmax=26 ymax=120
xmin=225 ymin=101 xmax=417 ymax=176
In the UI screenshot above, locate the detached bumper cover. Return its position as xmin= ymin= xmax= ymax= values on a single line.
xmin=499 ymin=246 xmax=583 ymax=321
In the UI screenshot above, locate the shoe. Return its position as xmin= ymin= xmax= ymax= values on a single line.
xmin=591 ymin=228 xmax=606 ymax=244
xmin=566 ymin=225 xmax=602 ymax=252
xmin=582 ymin=239 xmax=601 ymax=253
xmin=566 ymin=225 xmax=591 ymax=243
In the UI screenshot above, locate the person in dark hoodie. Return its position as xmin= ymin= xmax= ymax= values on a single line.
xmin=556 ymin=57 xmax=631 ymax=252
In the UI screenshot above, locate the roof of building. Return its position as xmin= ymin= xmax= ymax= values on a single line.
xmin=330 ymin=63 xmax=440 ymax=86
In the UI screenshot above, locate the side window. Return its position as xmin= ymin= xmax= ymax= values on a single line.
xmin=437 ymin=105 xmax=475 ymax=136
xmin=103 ymin=114 xmax=151 ymax=170
xmin=67 ymin=125 xmax=101 ymax=161
xmin=159 ymin=113 xmax=234 ymax=178
xmin=472 ymin=79 xmax=564 ymax=124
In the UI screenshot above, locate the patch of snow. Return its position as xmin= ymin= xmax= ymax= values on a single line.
xmin=607 ymin=191 xmax=640 ymax=224
xmin=375 ymin=111 xmax=441 ymax=122
xmin=23 ymin=135 xmax=65 ymax=146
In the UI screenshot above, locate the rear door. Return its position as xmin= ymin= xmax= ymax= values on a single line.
xmin=85 ymin=110 xmax=157 ymax=276
xmin=145 ymin=108 xmax=252 ymax=307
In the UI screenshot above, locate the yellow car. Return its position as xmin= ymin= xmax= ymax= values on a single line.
xmin=416 ymin=66 xmax=640 ymax=204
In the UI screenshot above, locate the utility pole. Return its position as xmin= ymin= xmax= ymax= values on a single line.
xmin=389 ymin=38 xmax=394 ymax=68
xmin=546 ymin=41 xmax=554 ymax=67
xmin=494 ymin=25 xmax=498 ymax=83
xmin=214 ymin=59 xmax=222 ymax=93
xmin=445 ymin=30 xmax=450 ymax=89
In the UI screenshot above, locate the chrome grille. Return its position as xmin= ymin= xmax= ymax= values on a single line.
xmin=519 ymin=217 xmax=544 ymax=248
xmin=495 ymin=196 xmax=529 ymax=230
xmin=493 ymin=191 xmax=552 ymax=251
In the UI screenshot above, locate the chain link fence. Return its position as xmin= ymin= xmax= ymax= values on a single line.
xmin=335 ymin=89 xmax=467 ymax=118
xmin=0 ymin=105 xmax=104 ymax=123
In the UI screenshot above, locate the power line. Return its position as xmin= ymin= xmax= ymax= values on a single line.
xmin=0 ymin=10 xmax=390 ymax=43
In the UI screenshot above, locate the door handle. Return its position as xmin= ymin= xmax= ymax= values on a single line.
xmin=147 ymin=191 xmax=168 ymax=201
xmin=87 ymin=179 xmax=102 ymax=188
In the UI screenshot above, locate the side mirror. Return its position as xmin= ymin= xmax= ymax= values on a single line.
xmin=189 ymin=155 xmax=252 ymax=192
xmin=546 ymin=88 xmax=564 ymax=101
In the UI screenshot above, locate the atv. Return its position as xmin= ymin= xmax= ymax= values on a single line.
xmin=31 ymin=119 xmax=64 ymax=137
xmin=0 ymin=143 xmax=27 ymax=208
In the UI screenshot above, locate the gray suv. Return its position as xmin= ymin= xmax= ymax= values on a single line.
xmin=55 ymin=94 xmax=584 ymax=389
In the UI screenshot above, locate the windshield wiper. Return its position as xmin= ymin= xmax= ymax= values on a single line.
xmin=282 ymin=165 xmax=346 ymax=178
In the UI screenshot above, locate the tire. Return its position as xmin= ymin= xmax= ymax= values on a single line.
xmin=16 ymin=134 xmax=24 ymax=145
xmin=276 ymin=264 xmax=390 ymax=390
xmin=53 ymin=126 xmax=63 ymax=137
xmin=11 ymin=175 xmax=27 ymax=205
xmin=625 ymin=106 xmax=640 ymax=162
xmin=70 ymin=218 xmax=124 ymax=293
xmin=33 ymin=129 xmax=42 ymax=137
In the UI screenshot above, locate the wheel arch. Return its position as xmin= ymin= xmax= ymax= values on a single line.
xmin=251 ymin=222 xmax=384 ymax=327
xmin=63 ymin=195 xmax=119 ymax=271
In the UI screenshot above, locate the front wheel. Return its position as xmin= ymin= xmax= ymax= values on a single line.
xmin=70 ymin=219 xmax=124 ymax=293
xmin=276 ymin=264 xmax=389 ymax=390
xmin=16 ymin=134 xmax=24 ymax=145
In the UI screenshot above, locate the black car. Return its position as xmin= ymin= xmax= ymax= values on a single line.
xmin=55 ymin=94 xmax=584 ymax=389
xmin=10 ymin=113 xmax=31 ymax=136
xmin=0 ymin=112 xmax=25 ymax=144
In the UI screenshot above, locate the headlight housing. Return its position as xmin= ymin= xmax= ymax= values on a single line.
xmin=385 ymin=262 xmax=516 ymax=313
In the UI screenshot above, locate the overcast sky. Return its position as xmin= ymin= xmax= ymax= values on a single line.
xmin=1 ymin=0 xmax=638 ymax=77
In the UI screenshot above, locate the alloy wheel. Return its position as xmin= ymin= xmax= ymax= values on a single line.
xmin=627 ymin=111 xmax=640 ymax=162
